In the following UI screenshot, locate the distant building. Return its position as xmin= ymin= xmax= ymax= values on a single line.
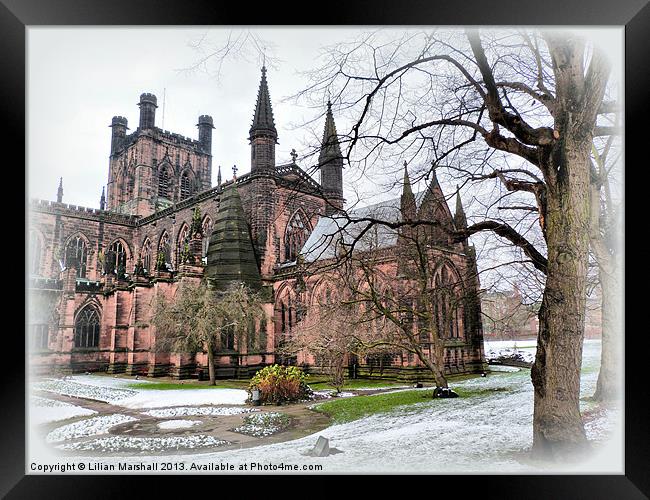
xmin=28 ymin=68 xmax=486 ymax=379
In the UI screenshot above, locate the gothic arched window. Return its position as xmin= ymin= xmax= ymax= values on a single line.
xmin=64 ymin=235 xmax=88 ymax=278
xmin=109 ymin=240 xmax=128 ymax=276
xmin=74 ymin=306 xmax=100 ymax=348
xmin=180 ymin=171 xmax=193 ymax=200
xmin=201 ymin=217 xmax=213 ymax=258
xmin=141 ymin=239 xmax=152 ymax=272
xmin=29 ymin=230 xmax=42 ymax=276
xmin=284 ymin=211 xmax=311 ymax=262
xmin=176 ymin=224 xmax=189 ymax=265
xmin=433 ymin=264 xmax=463 ymax=339
xmin=158 ymin=232 xmax=171 ymax=269
xmin=158 ymin=166 xmax=171 ymax=199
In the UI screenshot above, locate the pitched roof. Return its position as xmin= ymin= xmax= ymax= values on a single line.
xmin=300 ymin=190 xmax=440 ymax=263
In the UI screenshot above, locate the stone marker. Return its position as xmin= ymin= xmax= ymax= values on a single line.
xmin=312 ymin=436 xmax=330 ymax=457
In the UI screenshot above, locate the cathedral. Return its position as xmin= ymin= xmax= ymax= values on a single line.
xmin=28 ymin=67 xmax=486 ymax=380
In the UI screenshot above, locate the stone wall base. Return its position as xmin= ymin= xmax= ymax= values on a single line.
xmin=125 ymin=363 xmax=148 ymax=376
xmin=107 ymin=362 xmax=127 ymax=374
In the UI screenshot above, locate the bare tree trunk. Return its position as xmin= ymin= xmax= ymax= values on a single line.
xmin=207 ymin=347 xmax=216 ymax=386
xmin=593 ymin=267 xmax=621 ymax=401
xmin=531 ymin=142 xmax=591 ymax=459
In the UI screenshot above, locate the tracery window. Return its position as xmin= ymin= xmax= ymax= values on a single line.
xmin=202 ymin=217 xmax=213 ymax=258
xmin=64 ymin=235 xmax=88 ymax=278
xmin=158 ymin=167 xmax=171 ymax=198
xmin=158 ymin=232 xmax=171 ymax=269
xmin=284 ymin=211 xmax=311 ymax=262
xmin=109 ymin=240 xmax=128 ymax=276
xmin=141 ymin=239 xmax=152 ymax=272
xmin=29 ymin=230 xmax=42 ymax=275
xmin=74 ymin=307 xmax=100 ymax=348
xmin=176 ymin=224 xmax=190 ymax=265
xmin=433 ymin=264 xmax=463 ymax=339
xmin=180 ymin=171 xmax=192 ymax=200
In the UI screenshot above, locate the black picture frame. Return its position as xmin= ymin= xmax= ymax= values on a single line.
xmin=5 ymin=0 xmax=647 ymax=496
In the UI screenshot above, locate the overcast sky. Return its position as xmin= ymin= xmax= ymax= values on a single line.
xmin=27 ymin=27 xmax=623 ymax=211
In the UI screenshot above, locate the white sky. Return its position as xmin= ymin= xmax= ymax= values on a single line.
xmin=27 ymin=27 xmax=623 ymax=210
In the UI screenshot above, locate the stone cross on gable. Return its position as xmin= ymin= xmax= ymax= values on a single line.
xmin=290 ymin=149 xmax=298 ymax=163
xmin=232 ymin=164 xmax=238 ymax=179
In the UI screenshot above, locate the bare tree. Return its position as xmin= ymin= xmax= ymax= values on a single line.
xmin=150 ymin=280 xmax=265 ymax=385
xmin=589 ymin=135 xmax=622 ymax=402
xmin=291 ymin=28 xmax=615 ymax=459
xmin=281 ymin=299 xmax=363 ymax=393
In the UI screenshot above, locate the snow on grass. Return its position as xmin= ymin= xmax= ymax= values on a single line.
xmin=484 ymin=341 xmax=535 ymax=364
xmin=46 ymin=414 xmax=137 ymax=443
xmin=157 ymin=420 xmax=202 ymax=430
xmin=30 ymin=396 xmax=97 ymax=425
xmin=233 ymin=412 xmax=291 ymax=437
xmin=115 ymin=388 xmax=248 ymax=409
xmin=57 ymin=435 xmax=230 ymax=453
xmin=143 ymin=406 xmax=258 ymax=418
xmin=32 ymin=376 xmax=248 ymax=408
xmin=33 ymin=379 xmax=137 ymax=403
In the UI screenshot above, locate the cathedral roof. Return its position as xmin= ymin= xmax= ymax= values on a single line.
xmin=300 ymin=189 xmax=453 ymax=263
xmin=249 ymin=66 xmax=277 ymax=139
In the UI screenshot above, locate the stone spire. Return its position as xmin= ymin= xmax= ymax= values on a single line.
xmin=100 ymin=186 xmax=106 ymax=210
xmin=217 ymin=165 xmax=222 ymax=186
xmin=318 ymin=101 xmax=343 ymax=165
xmin=205 ymin=185 xmax=262 ymax=290
xmin=57 ymin=177 xmax=63 ymax=203
xmin=319 ymin=101 xmax=344 ymax=215
xmin=454 ymin=185 xmax=467 ymax=230
xmin=400 ymin=161 xmax=416 ymax=221
xmin=249 ymin=66 xmax=278 ymax=171
xmin=249 ymin=67 xmax=277 ymax=138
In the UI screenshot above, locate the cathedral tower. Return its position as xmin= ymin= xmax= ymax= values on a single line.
xmin=249 ymin=67 xmax=278 ymax=172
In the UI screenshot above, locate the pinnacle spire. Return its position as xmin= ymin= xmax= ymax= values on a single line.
xmin=100 ymin=186 xmax=106 ymax=210
xmin=454 ymin=185 xmax=468 ymax=230
xmin=249 ymin=66 xmax=277 ymax=140
xmin=57 ymin=177 xmax=63 ymax=203
xmin=318 ymin=100 xmax=342 ymax=165
xmin=217 ymin=165 xmax=222 ymax=186
xmin=400 ymin=161 xmax=416 ymax=220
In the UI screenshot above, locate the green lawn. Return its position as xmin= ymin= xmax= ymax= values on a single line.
xmin=312 ymin=386 xmax=486 ymax=424
xmin=307 ymin=378 xmax=407 ymax=391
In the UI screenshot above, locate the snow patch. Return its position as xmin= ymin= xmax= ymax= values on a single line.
xmin=30 ymin=397 xmax=98 ymax=425
xmin=46 ymin=414 xmax=138 ymax=443
xmin=157 ymin=420 xmax=202 ymax=430
xmin=58 ymin=435 xmax=230 ymax=453
xmin=115 ymin=389 xmax=248 ymax=409
xmin=34 ymin=379 xmax=137 ymax=403
xmin=143 ymin=406 xmax=258 ymax=418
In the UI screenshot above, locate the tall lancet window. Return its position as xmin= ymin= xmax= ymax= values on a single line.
xmin=74 ymin=306 xmax=100 ymax=348
xmin=284 ymin=211 xmax=310 ymax=263
xmin=180 ymin=171 xmax=192 ymax=200
xmin=201 ymin=217 xmax=213 ymax=259
xmin=64 ymin=235 xmax=88 ymax=278
xmin=141 ymin=239 xmax=152 ymax=273
xmin=158 ymin=167 xmax=171 ymax=199
xmin=109 ymin=240 xmax=128 ymax=276
xmin=158 ymin=232 xmax=171 ymax=269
